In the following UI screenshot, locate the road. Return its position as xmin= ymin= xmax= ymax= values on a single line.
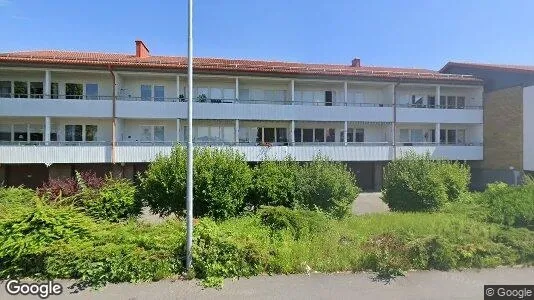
xmin=2 ymin=267 xmax=533 ymax=299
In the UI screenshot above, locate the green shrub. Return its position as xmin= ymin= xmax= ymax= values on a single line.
xmin=258 ymin=206 xmax=329 ymax=239
xmin=0 ymin=202 xmax=95 ymax=278
xmin=75 ymin=178 xmax=141 ymax=222
xmin=192 ymin=219 xmax=267 ymax=287
xmin=0 ymin=186 xmax=36 ymax=218
xmin=382 ymin=152 xmax=471 ymax=212
xmin=138 ymin=146 xmax=253 ymax=220
xmin=248 ymin=158 xmax=301 ymax=209
xmin=436 ymin=161 xmax=471 ymax=201
xmin=297 ymin=157 xmax=360 ymax=217
xmin=479 ymin=182 xmax=534 ymax=228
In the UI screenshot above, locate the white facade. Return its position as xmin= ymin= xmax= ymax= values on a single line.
xmin=0 ymin=67 xmax=484 ymax=164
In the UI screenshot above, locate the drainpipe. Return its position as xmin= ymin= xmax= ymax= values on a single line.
xmin=108 ymin=65 xmax=117 ymax=164
xmin=392 ymin=81 xmax=400 ymax=160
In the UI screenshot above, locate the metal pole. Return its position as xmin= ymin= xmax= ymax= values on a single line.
xmin=186 ymin=0 xmax=194 ymax=272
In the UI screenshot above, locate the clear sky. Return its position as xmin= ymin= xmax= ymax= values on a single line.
xmin=1 ymin=0 xmax=533 ymax=70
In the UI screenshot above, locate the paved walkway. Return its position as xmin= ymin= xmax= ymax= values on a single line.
xmin=2 ymin=267 xmax=533 ymax=299
xmin=352 ymin=192 xmax=389 ymax=215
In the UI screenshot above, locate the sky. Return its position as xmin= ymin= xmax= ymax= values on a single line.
xmin=1 ymin=0 xmax=534 ymax=70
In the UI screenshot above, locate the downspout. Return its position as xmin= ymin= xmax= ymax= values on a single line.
xmin=392 ymin=81 xmax=400 ymax=160
xmin=108 ymin=65 xmax=116 ymax=164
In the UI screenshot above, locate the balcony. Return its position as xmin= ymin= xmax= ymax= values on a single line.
xmin=396 ymin=104 xmax=483 ymax=124
xmin=396 ymin=142 xmax=483 ymax=160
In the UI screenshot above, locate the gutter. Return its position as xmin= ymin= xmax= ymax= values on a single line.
xmin=392 ymin=81 xmax=400 ymax=160
xmin=108 ymin=65 xmax=117 ymax=164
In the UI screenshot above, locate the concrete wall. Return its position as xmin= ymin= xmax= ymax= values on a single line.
xmin=523 ymin=85 xmax=534 ymax=171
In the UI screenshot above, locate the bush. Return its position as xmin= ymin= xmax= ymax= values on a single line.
xmin=479 ymin=182 xmax=534 ymax=228
xmin=139 ymin=146 xmax=253 ymax=220
xmin=296 ymin=157 xmax=360 ymax=217
xmin=0 ymin=187 xmax=36 ymax=218
xmin=258 ymin=206 xmax=330 ymax=239
xmin=37 ymin=171 xmax=104 ymax=200
xmin=75 ymin=178 xmax=142 ymax=222
xmin=382 ymin=152 xmax=470 ymax=212
xmin=248 ymin=158 xmax=301 ymax=209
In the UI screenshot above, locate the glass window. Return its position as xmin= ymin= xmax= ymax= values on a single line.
xmin=50 ymin=124 xmax=57 ymax=141
xmin=66 ymin=83 xmax=83 ymax=99
xmin=29 ymin=124 xmax=43 ymax=141
xmin=457 ymin=129 xmax=466 ymax=145
xmin=303 ymin=129 xmax=313 ymax=142
xmin=447 ymin=129 xmax=456 ymax=144
xmin=65 ymin=125 xmax=83 ymax=141
xmin=426 ymin=129 xmax=435 ymax=143
xmin=51 ymin=82 xmax=59 ymax=99
xmin=197 ymin=127 xmax=210 ymax=141
xmin=326 ymin=128 xmax=336 ymax=142
xmin=0 ymin=124 xmax=11 ymax=141
xmin=411 ymin=129 xmax=424 ymax=143
xmin=440 ymin=129 xmax=446 ymax=144
xmin=355 ymin=129 xmax=365 ymax=142
xmin=86 ymin=84 xmax=99 ymax=100
xmin=427 ymin=96 xmax=436 ymax=108
xmin=457 ymin=97 xmax=465 ymax=109
xmin=411 ymin=95 xmax=424 ymax=107
xmin=223 ymin=88 xmax=235 ymax=100
xmin=29 ymin=82 xmax=43 ymax=98
xmin=0 ymin=81 xmax=10 ymax=98
xmin=14 ymin=124 xmax=27 ymax=141
xmin=303 ymin=91 xmax=314 ymax=103
xmin=210 ymin=88 xmax=222 ymax=100
xmin=223 ymin=127 xmax=234 ymax=142
xmin=210 ymin=127 xmax=221 ymax=140
xmin=196 ymin=87 xmax=209 ymax=102
xmin=447 ymin=96 xmax=456 ymax=109
xmin=154 ymin=86 xmax=165 ymax=102
xmin=239 ymin=89 xmax=249 ymax=101
xmin=264 ymin=128 xmax=275 ymax=143
xmin=85 ymin=125 xmax=97 ymax=141
xmin=141 ymin=85 xmax=152 ymax=101
xmin=399 ymin=129 xmax=409 ymax=143
xmin=154 ymin=126 xmax=164 ymax=141
xmin=439 ymin=96 xmax=446 ymax=108
xmin=347 ymin=128 xmax=354 ymax=142
xmin=294 ymin=128 xmax=302 ymax=143
xmin=314 ymin=128 xmax=324 ymax=142
xmin=14 ymin=81 xmax=27 ymax=98
xmin=239 ymin=127 xmax=250 ymax=143
xmin=140 ymin=126 xmax=152 ymax=141
xmin=276 ymin=128 xmax=287 ymax=143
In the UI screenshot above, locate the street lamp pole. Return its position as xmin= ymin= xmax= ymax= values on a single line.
xmin=185 ymin=0 xmax=194 ymax=272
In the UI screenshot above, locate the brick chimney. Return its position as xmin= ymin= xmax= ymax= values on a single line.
xmin=351 ymin=58 xmax=361 ymax=67
xmin=135 ymin=40 xmax=150 ymax=58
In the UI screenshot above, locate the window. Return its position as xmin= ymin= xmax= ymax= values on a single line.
xmin=440 ymin=129 xmax=446 ymax=144
xmin=0 ymin=124 xmax=11 ymax=141
xmin=355 ymin=129 xmax=365 ymax=142
xmin=239 ymin=127 xmax=250 ymax=143
xmin=222 ymin=127 xmax=234 ymax=142
xmin=66 ymin=83 xmax=83 ymax=99
xmin=28 ymin=82 xmax=43 ymax=98
xmin=411 ymin=129 xmax=424 ymax=143
xmin=239 ymin=89 xmax=250 ymax=101
xmin=154 ymin=86 xmax=165 ymax=102
xmin=399 ymin=129 xmax=409 ymax=143
xmin=276 ymin=128 xmax=288 ymax=143
xmin=0 ymin=81 xmax=10 ymax=98
xmin=223 ymin=88 xmax=235 ymax=100
xmin=447 ymin=129 xmax=456 ymax=144
xmin=141 ymin=126 xmax=152 ymax=141
xmin=411 ymin=95 xmax=424 ymax=107
xmin=141 ymin=85 xmax=152 ymax=101
xmin=294 ymin=128 xmax=302 ymax=142
xmin=154 ymin=126 xmax=164 ymax=141
xmin=29 ymin=124 xmax=43 ymax=141
xmin=65 ymin=125 xmax=83 ymax=141
xmin=426 ymin=129 xmax=436 ymax=143
xmin=264 ymin=128 xmax=275 ymax=143
xmin=314 ymin=128 xmax=325 ymax=142
xmin=347 ymin=128 xmax=354 ymax=142
xmin=210 ymin=88 xmax=223 ymax=100
xmin=85 ymin=125 xmax=98 ymax=141
xmin=457 ymin=129 xmax=466 ymax=145
xmin=326 ymin=128 xmax=335 ymax=142
xmin=14 ymin=81 xmax=27 ymax=98
xmin=447 ymin=96 xmax=456 ymax=109
xmin=86 ymin=84 xmax=99 ymax=100
xmin=303 ymin=129 xmax=313 ymax=142
xmin=50 ymin=124 xmax=58 ymax=141
xmin=51 ymin=83 xmax=59 ymax=99
xmin=14 ymin=125 xmax=27 ymax=141
xmin=457 ymin=97 xmax=465 ymax=109
xmin=440 ymin=96 xmax=446 ymax=108
xmin=427 ymin=96 xmax=436 ymax=108
xmin=197 ymin=126 xmax=210 ymax=141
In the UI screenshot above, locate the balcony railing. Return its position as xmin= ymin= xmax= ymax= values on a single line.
xmin=396 ymin=103 xmax=482 ymax=110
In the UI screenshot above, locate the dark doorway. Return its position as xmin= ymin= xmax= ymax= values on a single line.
xmin=325 ymin=91 xmax=333 ymax=106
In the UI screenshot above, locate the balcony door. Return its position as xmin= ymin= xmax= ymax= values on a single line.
xmin=325 ymin=91 xmax=333 ymax=106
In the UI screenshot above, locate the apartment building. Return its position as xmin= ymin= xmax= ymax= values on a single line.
xmin=0 ymin=41 xmax=484 ymax=190
xmin=441 ymin=62 xmax=534 ymax=188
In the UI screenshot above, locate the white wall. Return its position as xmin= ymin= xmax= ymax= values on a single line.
xmin=524 ymin=86 xmax=534 ymax=171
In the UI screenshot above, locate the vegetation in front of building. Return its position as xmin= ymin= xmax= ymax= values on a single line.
xmin=0 ymin=149 xmax=533 ymax=289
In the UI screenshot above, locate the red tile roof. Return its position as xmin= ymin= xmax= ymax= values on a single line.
xmin=440 ymin=61 xmax=534 ymax=74
xmin=0 ymin=50 xmax=482 ymax=84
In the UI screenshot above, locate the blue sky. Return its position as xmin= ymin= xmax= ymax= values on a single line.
xmin=1 ymin=0 xmax=533 ymax=70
